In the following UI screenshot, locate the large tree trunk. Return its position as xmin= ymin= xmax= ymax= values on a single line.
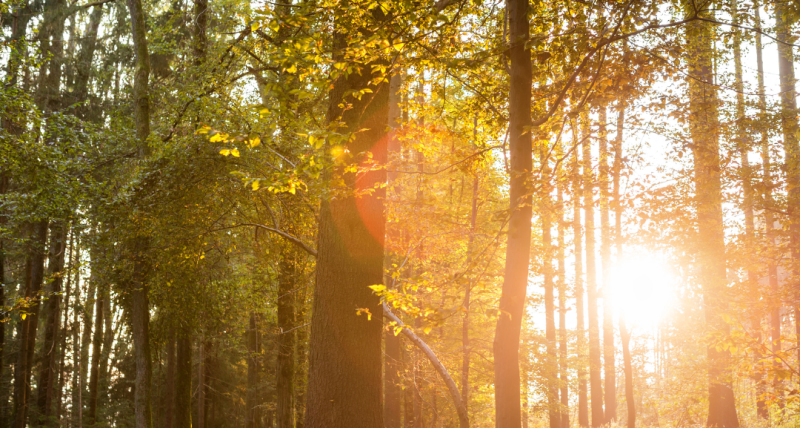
xmin=598 ymin=105 xmax=616 ymax=423
xmin=775 ymin=0 xmax=800 ymax=382
xmin=277 ymin=245 xmax=296 ymax=428
xmin=13 ymin=220 xmax=49 ymax=428
xmin=175 ymin=331 xmax=193 ymax=428
xmin=572 ymin=117 xmax=588 ymax=428
xmin=684 ymin=5 xmax=739 ymax=427
xmin=753 ymin=0 xmax=781 ymax=405
xmin=582 ymin=112 xmax=604 ymax=427
xmin=494 ymin=0 xmax=532 ymax=426
xmin=126 ymin=0 xmax=155 ymax=425
xmin=35 ymin=223 xmax=68 ymax=425
xmin=303 ymin=6 xmax=389 ymax=427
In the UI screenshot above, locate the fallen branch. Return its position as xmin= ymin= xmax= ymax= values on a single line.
xmin=382 ymin=303 xmax=469 ymax=428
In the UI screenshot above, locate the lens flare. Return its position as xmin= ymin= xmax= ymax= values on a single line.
xmin=608 ymin=251 xmax=676 ymax=330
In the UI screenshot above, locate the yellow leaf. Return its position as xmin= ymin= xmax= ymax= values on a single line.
xmin=251 ymin=21 xmax=260 ymax=32
xmin=368 ymin=284 xmax=386 ymax=292
xmin=393 ymin=42 xmax=405 ymax=51
xmin=195 ymin=126 xmax=211 ymax=135
xmin=393 ymin=326 xmax=403 ymax=336
xmin=231 ymin=149 xmax=240 ymax=157
xmin=219 ymin=149 xmax=231 ymax=156
xmin=210 ymin=133 xmax=226 ymax=143
xmin=423 ymin=326 xmax=432 ymax=334
xmin=249 ymin=137 xmax=261 ymax=148
xmin=21 ymin=314 xmax=26 ymax=320
xmin=356 ymin=308 xmax=372 ymax=321
xmin=286 ymin=64 xmax=297 ymax=73
xmin=252 ymin=180 xmax=260 ymax=191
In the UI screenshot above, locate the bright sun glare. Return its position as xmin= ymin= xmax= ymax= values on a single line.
xmin=608 ymin=251 xmax=677 ymax=330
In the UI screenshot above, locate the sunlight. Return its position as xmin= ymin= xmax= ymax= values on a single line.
xmin=608 ymin=251 xmax=677 ymax=330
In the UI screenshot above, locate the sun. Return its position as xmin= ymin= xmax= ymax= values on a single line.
xmin=607 ymin=250 xmax=677 ymax=330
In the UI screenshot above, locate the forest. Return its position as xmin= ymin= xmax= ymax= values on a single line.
xmin=1 ymin=0 xmax=799 ymax=427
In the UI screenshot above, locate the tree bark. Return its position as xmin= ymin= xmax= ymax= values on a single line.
xmin=126 ymin=0 xmax=155 ymax=424
xmin=304 ymin=7 xmax=389 ymax=428
xmin=13 ymin=220 xmax=48 ymax=428
xmin=0 ymin=173 xmax=7 ymax=428
xmin=277 ymin=245 xmax=296 ymax=428
xmin=753 ymin=0 xmax=781 ymax=405
xmin=55 ymin=229 xmax=75 ymax=423
xmin=598 ymin=105 xmax=616 ymax=423
xmin=494 ymin=0 xmax=533 ymax=425
xmin=539 ymin=128 xmax=560 ymax=428
xmin=556 ymin=142 xmax=569 ymax=428
xmin=582 ymin=112 xmax=604 ymax=427
xmin=88 ymin=280 xmax=105 ymax=425
xmin=684 ymin=4 xmax=739 ymax=426
xmin=72 ymin=2 xmax=104 ymax=119
xmin=572 ymin=117 xmax=588 ymax=428
xmin=619 ymin=315 xmax=634 ymax=428
xmin=35 ymin=223 xmax=68 ymax=425
xmin=246 ymin=313 xmax=261 ymax=428
xmin=175 ymin=331 xmax=192 ymax=428
xmin=165 ymin=327 xmax=176 ymax=428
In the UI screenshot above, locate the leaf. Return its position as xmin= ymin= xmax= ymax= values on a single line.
xmin=219 ymin=149 xmax=231 ymax=156
xmin=356 ymin=308 xmax=372 ymax=321
xmin=393 ymin=42 xmax=405 ymax=51
xmin=368 ymin=284 xmax=386 ymax=292
xmin=252 ymin=180 xmax=260 ymax=191
xmin=210 ymin=133 xmax=226 ymax=143
xmin=251 ymin=21 xmax=260 ymax=31
xmin=249 ymin=137 xmax=261 ymax=148
xmin=286 ymin=64 xmax=297 ymax=73
xmin=393 ymin=326 xmax=403 ymax=336
xmin=21 ymin=314 xmax=26 ymax=320
xmin=423 ymin=326 xmax=432 ymax=334
xmin=231 ymin=149 xmax=240 ymax=157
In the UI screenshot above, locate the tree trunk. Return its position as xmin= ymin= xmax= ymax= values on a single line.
xmin=175 ymin=331 xmax=192 ymax=428
xmin=276 ymin=246 xmax=296 ymax=428
xmin=73 ymin=3 xmax=104 ymax=118
xmin=165 ymin=327 xmax=176 ymax=428
xmin=572 ymin=117 xmax=588 ymax=428
xmin=598 ymin=105 xmax=616 ymax=423
xmin=539 ymin=128 xmax=559 ymax=428
xmin=71 ymin=239 xmax=83 ymax=428
xmin=556 ymin=142 xmax=569 ymax=428
xmin=304 ymin=8 xmax=389 ymax=428
xmin=246 ymin=313 xmax=261 ymax=428
xmin=88 ymin=281 xmax=105 ymax=425
xmin=684 ymin=5 xmax=739 ymax=427
xmin=775 ymin=0 xmax=800 ymax=383
xmin=55 ymin=229 xmax=75 ymax=423
xmin=384 ymin=70 xmax=404 ymax=428
xmin=126 ymin=0 xmax=155 ymax=425
xmin=295 ymin=288 xmax=308 ymax=428
xmin=582 ymin=112 xmax=604 ymax=427
xmin=753 ymin=0 xmax=781 ymax=406
xmin=613 ymin=100 xmax=633 ymax=428
xmin=494 ymin=0 xmax=533 ymax=425
xmin=13 ymin=220 xmax=49 ymax=428
xmin=0 ymin=171 xmax=8 ymax=428
xmin=99 ymin=295 xmax=114 ymax=407
xmin=35 ymin=223 xmax=68 ymax=425
xmin=197 ymin=340 xmax=207 ymax=428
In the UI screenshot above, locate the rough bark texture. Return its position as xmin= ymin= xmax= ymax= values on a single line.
xmin=582 ymin=113 xmax=604 ymax=427
xmin=13 ymin=221 xmax=48 ymax=428
xmin=494 ymin=0 xmax=532 ymax=425
xmin=175 ymin=333 xmax=193 ymax=428
xmin=598 ymin=105 xmax=616 ymax=423
xmin=685 ymin=5 xmax=739 ymax=427
xmin=35 ymin=223 xmax=68 ymax=425
xmin=572 ymin=118 xmax=588 ymax=428
xmin=303 ymin=8 xmax=389 ymax=428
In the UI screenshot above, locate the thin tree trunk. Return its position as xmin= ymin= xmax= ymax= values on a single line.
xmin=599 ymin=105 xmax=616 ymax=423
xmin=685 ymin=5 xmax=739 ymax=427
xmin=582 ymin=112 xmax=604 ymax=427
xmin=754 ymin=0 xmax=782 ymax=406
xmin=197 ymin=340 xmax=205 ymax=428
xmin=540 ymin=128 xmax=560 ymax=428
xmin=0 ymin=172 xmax=8 ymax=428
xmin=13 ymin=220 xmax=49 ymax=428
xmin=55 ymin=229 xmax=75 ymax=423
xmin=175 ymin=331 xmax=192 ymax=428
xmin=556 ymin=142 xmax=569 ymax=428
xmin=35 ymin=223 xmax=68 ymax=425
xmin=246 ymin=313 xmax=261 ymax=428
xmin=276 ymin=245 xmax=296 ymax=428
xmin=304 ymin=7 xmax=389 ymax=428
xmin=126 ymin=0 xmax=155 ymax=425
xmin=71 ymin=239 xmax=83 ymax=428
xmin=572 ymin=117 xmax=588 ymax=428
xmin=88 ymin=280 xmax=105 ymax=425
xmin=165 ymin=327 xmax=176 ymax=428
xmin=73 ymin=3 xmax=104 ymax=118
xmin=494 ymin=0 xmax=533 ymax=425
xmin=384 ymin=70 xmax=404 ymax=428
xmin=98 ymin=295 xmax=114 ymax=407
xmin=462 ymin=150 xmax=479 ymax=416
xmin=614 ymin=100 xmax=633 ymax=428
xmin=295 ymin=288 xmax=308 ymax=428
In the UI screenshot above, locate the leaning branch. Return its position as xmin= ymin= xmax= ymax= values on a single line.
xmin=382 ymin=303 xmax=469 ymax=428
xmin=235 ymin=223 xmax=318 ymax=257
